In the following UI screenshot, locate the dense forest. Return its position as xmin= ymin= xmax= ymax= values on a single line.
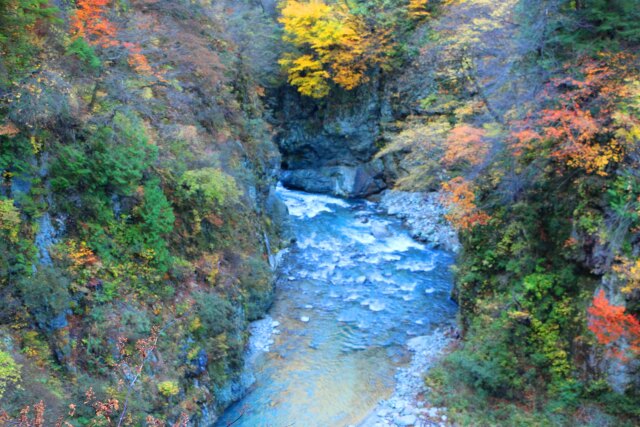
xmin=1 ymin=0 xmax=639 ymax=426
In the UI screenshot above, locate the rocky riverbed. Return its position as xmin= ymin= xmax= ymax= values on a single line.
xmin=358 ymin=329 xmax=453 ymax=427
xmin=378 ymin=191 xmax=460 ymax=254
xmin=216 ymin=186 xmax=457 ymax=426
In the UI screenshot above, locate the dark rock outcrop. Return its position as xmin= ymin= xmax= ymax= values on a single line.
xmin=274 ymin=82 xmax=396 ymax=197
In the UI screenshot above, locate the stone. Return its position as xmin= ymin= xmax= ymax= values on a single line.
xmin=378 ymin=190 xmax=460 ymax=253
xmin=371 ymin=222 xmax=391 ymax=238
xmin=280 ymin=161 xmax=386 ymax=198
xmin=394 ymin=414 xmax=417 ymax=426
xmin=393 ymin=399 xmax=407 ymax=409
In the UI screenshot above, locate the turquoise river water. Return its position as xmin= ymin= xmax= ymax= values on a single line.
xmin=216 ymin=186 xmax=456 ymax=427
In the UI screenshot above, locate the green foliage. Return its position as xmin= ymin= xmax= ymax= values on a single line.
xmin=0 ymin=0 xmax=59 ymax=85
xmin=51 ymin=111 xmax=157 ymax=212
xmin=239 ymin=256 xmax=273 ymax=321
xmin=18 ymin=266 xmax=72 ymax=330
xmin=608 ymin=172 xmax=640 ymax=224
xmin=120 ymin=179 xmax=175 ymax=273
xmin=0 ymin=350 xmax=21 ymax=399
xmin=558 ymin=0 xmax=640 ymax=50
xmin=0 ymin=198 xmax=20 ymax=243
xmin=157 ymin=380 xmax=179 ymax=397
xmin=52 ymin=111 xmax=155 ymax=193
xmin=194 ymin=291 xmax=236 ymax=338
xmin=0 ymin=0 xmax=282 ymax=422
xmin=178 ymin=168 xmax=241 ymax=211
xmin=66 ymin=37 xmax=101 ymax=70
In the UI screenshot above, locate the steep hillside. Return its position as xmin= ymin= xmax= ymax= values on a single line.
xmin=0 ymin=0 xmax=287 ymax=424
xmin=2 ymin=0 xmax=640 ymax=425
xmin=273 ymin=0 xmax=640 ymax=425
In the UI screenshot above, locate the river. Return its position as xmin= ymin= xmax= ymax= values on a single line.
xmin=215 ymin=186 xmax=456 ymax=427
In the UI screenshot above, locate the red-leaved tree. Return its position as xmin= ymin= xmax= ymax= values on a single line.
xmin=511 ymin=54 xmax=637 ymax=176
xmin=70 ymin=0 xmax=119 ymax=48
xmin=588 ymin=289 xmax=640 ymax=361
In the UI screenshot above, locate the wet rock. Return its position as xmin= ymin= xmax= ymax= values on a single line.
xmin=276 ymin=82 xmax=385 ymax=173
xmin=371 ymin=222 xmax=391 ymax=238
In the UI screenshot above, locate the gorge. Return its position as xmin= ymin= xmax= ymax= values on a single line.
xmin=1 ymin=0 xmax=639 ymax=426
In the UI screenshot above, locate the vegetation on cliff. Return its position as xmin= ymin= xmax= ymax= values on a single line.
xmin=1 ymin=0 xmax=283 ymax=424
xmin=2 ymin=0 xmax=640 ymax=425
xmin=370 ymin=0 xmax=640 ymax=425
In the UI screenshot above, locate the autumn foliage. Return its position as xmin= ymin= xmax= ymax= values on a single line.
xmin=441 ymin=177 xmax=490 ymax=230
xmin=70 ymin=0 xmax=118 ymax=48
xmin=70 ymin=0 xmax=154 ymax=75
xmin=588 ymin=290 xmax=640 ymax=361
xmin=442 ymin=124 xmax=488 ymax=167
xmin=511 ymin=55 xmax=639 ymax=176
xmin=278 ymin=0 xmax=394 ymax=97
xmin=408 ymin=0 xmax=431 ymax=19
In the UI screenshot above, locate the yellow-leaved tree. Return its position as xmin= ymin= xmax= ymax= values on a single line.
xmin=278 ymin=0 xmax=393 ymax=98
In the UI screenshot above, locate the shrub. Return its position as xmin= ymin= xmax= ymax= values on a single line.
xmin=51 ymin=110 xmax=158 ymax=203
xmin=157 ymin=380 xmax=180 ymax=398
xmin=0 ymin=350 xmax=21 ymax=399
xmin=239 ymin=256 xmax=273 ymax=321
xmin=0 ymin=199 xmax=21 ymax=243
xmin=194 ymin=291 xmax=236 ymax=338
xmin=178 ymin=168 xmax=241 ymax=212
xmin=66 ymin=37 xmax=101 ymax=70
xmin=18 ymin=266 xmax=72 ymax=330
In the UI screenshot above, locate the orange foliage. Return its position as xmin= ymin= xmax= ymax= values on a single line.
xmin=124 ymin=43 xmax=153 ymax=75
xmin=15 ymin=401 xmax=45 ymax=427
xmin=70 ymin=1 xmax=157 ymax=76
xmin=84 ymin=387 xmax=119 ymax=424
xmin=442 ymin=124 xmax=488 ymax=167
xmin=70 ymin=0 xmax=119 ymax=48
xmin=0 ymin=121 xmax=20 ymax=137
xmin=441 ymin=177 xmax=490 ymax=230
xmin=588 ymin=289 xmax=640 ymax=361
xmin=66 ymin=240 xmax=99 ymax=270
xmin=511 ymin=55 xmax=637 ymax=176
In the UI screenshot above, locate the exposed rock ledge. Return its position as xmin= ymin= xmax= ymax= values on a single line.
xmin=378 ymin=190 xmax=460 ymax=253
xmin=280 ymin=160 xmax=386 ymax=198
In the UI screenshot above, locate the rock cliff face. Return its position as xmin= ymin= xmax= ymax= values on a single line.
xmin=274 ymin=82 xmax=395 ymax=197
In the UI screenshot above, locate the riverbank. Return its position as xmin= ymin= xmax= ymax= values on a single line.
xmin=215 ymin=186 xmax=457 ymax=426
xmin=359 ymin=329 xmax=453 ymax=427
xmin=378 ymin=191 xmax=460 ymax=253
xmin=355 ymin=189 xmax=459 ymax=427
